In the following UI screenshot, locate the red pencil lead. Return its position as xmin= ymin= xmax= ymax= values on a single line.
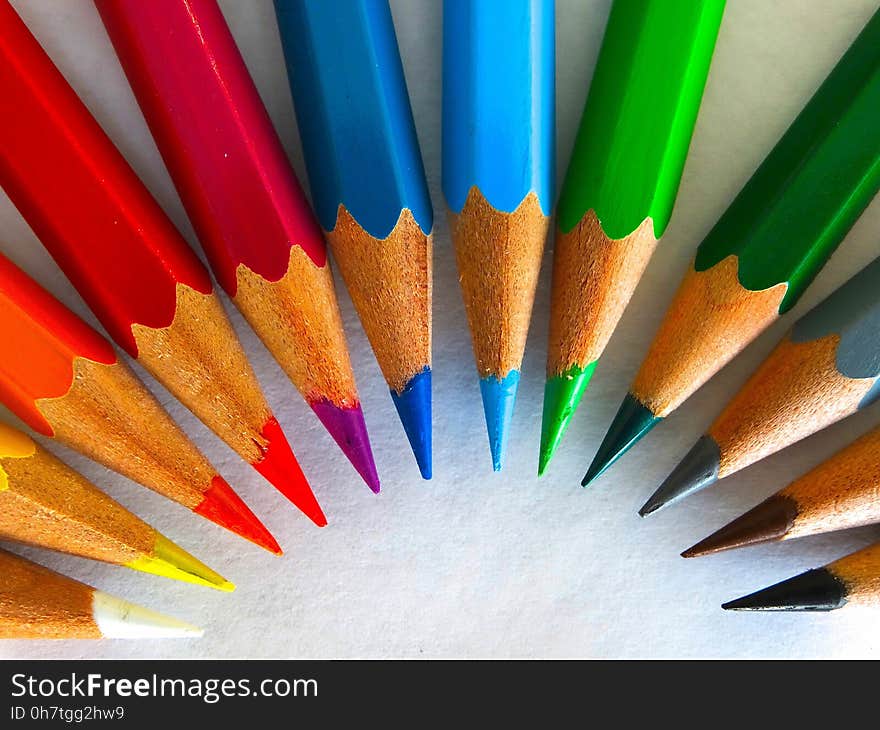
xmin=254 ymin=417 xmax=327 ymax=527
xmin=195 ymin=477 xmax=283 ymax=555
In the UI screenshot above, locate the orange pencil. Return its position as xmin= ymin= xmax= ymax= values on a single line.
xmin=0 ymin=252 xmax=280 ymax=555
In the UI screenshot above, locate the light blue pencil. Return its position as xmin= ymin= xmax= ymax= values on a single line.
xmin=442 ymin=0 xmax=555 ymax=470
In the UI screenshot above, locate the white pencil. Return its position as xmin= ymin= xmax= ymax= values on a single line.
xmin=0 ymin=549 xmax=203 ymax=639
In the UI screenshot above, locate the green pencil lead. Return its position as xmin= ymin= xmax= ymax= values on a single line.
xmin=583 ymin=393 xmax=660 ymax=487
xmin=538 ymin=362 xmax=596 ymax=476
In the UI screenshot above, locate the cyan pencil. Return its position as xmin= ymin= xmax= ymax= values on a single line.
xmin=443 ymin=0 xmax=555 ymax=470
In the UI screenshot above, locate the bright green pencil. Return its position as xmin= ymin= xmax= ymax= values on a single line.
xmin=587 ymin=7 xmax=880 ymax=489
xmin=540 ymin=0 xmax=725 ymax=475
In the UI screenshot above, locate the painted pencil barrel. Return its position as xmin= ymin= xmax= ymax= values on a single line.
xmin=442 ymin=0 xmax=555 ymax=470
xmin=557 ymin=0 xmax=725 ymax=239
xmin=275 ymin=0 xmax=432 ymax=478
xmin=541 ymin=0 xmax=724 ymax=473
xmin=0 ymin=0 xmax=212 ymax=354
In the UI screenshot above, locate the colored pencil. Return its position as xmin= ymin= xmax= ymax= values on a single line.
xmin=95 ymin=0 xmax=378 ymax=493
xmin=684 ymin=425 xmax=880 ymax=557
xmin=274 ymin=0 xmax=432 ymax=479
xmin=539 ymin=0 xmax=724 ymax=474
xmin=587 ymin=9 xmax=880 ymax=486
xmin=0 ymin=253 xmax=280 ymax=555
xmin=0 ymin=549 xmax=202 ymax=639
xmin=724 ymin=542 xmax=880 ymax=612
xmin=645 ymin=255 xmax=880 ymax=515
xmin=443 ymin=0 xmax=555 ymax=471
xmin=0 ymin=0 xmax=328 ymax=521
xmin=0 ymin=422 xmax=233 ymax=591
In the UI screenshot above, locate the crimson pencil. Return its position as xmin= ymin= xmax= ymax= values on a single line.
xmin=95 ymin=0 xmax=379 ymax=491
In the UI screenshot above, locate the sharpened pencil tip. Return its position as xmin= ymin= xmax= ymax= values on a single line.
xmin=129 ymin=534 xmax=235 ymax=591
xmin=723 ymin=568 xmax=847 ymax=611
xmin=583 ymin=392 xmax=660 ymax=487
xmin=311 ymin=400 xmax=380 ymax=493
xmin=639 ymin=436 xmax=721 ymax=516
xmin=683 ymin=494 xmax=799 ymax=557
xmin=479 ymin=371 xmax=520 ymax=472
xmin=92 ymin=591 xmax=204 ymax=639
xmin=194 ymin=477 xmax=283 ymax=555
xmin=390 ymin=368 xmax=432 ymax=479
xmin=254 ymin=416 xmax=327 ymax=527
xmin=539 ymin=362 xmax=597 ymax=475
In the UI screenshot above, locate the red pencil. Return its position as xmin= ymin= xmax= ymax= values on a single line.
xmin=0 ymin=0 xmax=326 ymax=524
xmin=95 ymin=0 xmax=379 ymax=491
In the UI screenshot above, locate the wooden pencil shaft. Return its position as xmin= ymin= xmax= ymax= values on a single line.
xmin=829 ymin=542 xmax=880 ymax=608
xmin=782 ymin=426 xmax=880 ymax=540
xmin=0 ymin=550 xmax=100 ymax=639
xmin=547 ymin=213 xmax=655 ymax=375
xmin=276 ymin=0 xmax=432 ymax=393
xmin=0 ymin=433 xmax=154 ymax=567
xmin=327 ymin=208 xmax=432 ymax=392
xmin=709 ymin=334 xmax=876 ymax=477
xmin=98 ymin=0 xmax=363 ymax=420
xmin=450 ymin=190 xmax=548 ymax=378
xmin=0 ymin=255 xmax=216 ymax=510
xmin=632 ymin=256 xmax=787 ymax=416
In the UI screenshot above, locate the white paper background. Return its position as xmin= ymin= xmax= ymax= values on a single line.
xmin=1 ymin=0 xmax=879 ymax=659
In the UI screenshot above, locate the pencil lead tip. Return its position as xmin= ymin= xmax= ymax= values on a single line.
xmin=130 ymin=534 xmax=235 ymax=591
xmin=194 ymin=477 xmax=283 ymax=554
xmin=479 ymin=371 xmax=520 ymax=473
xmin=683 ymin=495 xmax=798 ymax=557
xmin=723 ymin=568 xmax=847 ymax=611
xmin=92 ymin=591 xmax=204 ymax=639
xmin=253 ymin=417 xmax=327 ymax=527
xmin=583 ymin=392 xmax=660 ymax=487
xmin=639 ymin=436 xmax=721 ymax=517
xmin=390 ymin=367 xmax=432 ymax=479
xmin=539 ymin=363 xmax=597 ymax=473
xmin=311 ymin=400 xmax=380 ymax=493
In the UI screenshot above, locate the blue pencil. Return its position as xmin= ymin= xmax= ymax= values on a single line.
xmin=442 ymin=0 xmax=555 ymax=471
xmin=274 ymin=0 xmax=434 ymax=478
